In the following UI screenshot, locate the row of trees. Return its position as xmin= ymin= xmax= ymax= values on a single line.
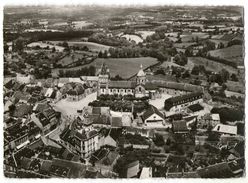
xmin=211 ymin=107 xmax=244 ymax=123
xmin=88 ymin=33 xmax=131 ymax=47
xmin=58 ymin=65 xmax=96 ymax=77
xmin=89 ymin=99 xmax=149 ymax=113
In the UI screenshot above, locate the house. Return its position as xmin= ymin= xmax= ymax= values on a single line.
xmin=41 ymin=158 xmax=89 ymax=178
xmin=197 ymin=162 xmax=235 ymax=178
xmin=44 ymin=88 xmax=56 ymax=99
xmin=111 ymin=117 xmax=123 ymax=128
xmin=98 ymin=128 xmax=118 ymax=148
xmin=60 ymin=123 xmax=100 ymax=158
xmin=12 ymin=104 xmax=33 ymax=118
xmin=195 ymin=135 xmax=208 ymax=145
xmin=92 ymin=115 xmax=111 ymax=128
xmin=187 ymin=103 xmax=204 ymax=113
xmin=203 ymin=113 xmax=220 ymax=127
xmin=209 ymin=82 xmax=222 ymax=93
xmin=139 ymin=167 xmax=152 ymax=178
xmin=123 ymin=160 xmax=140 ymax=178
xmin=110 ymin=110 xmax=133 ymax=127
xmin=5 ymin=120 xmax=41 ymax=150
xmin=172 ymin=120 xmax=189 ymax=133
xmin=92 ymin=149 xmax=120 ymax=172
xmin=16 ymin=74 xmax=34 ymax=84
xmin=80 ymin=76 xmax=99 ymax=87
xmin=142 ymin=105 xmax=168 ymax=127
xmin=164 ymin=92 xmax=203 ymax=113
xmin=31 ymin=107 xmax=59 ymax=135
xmin=60 ymin=82 xmax=86 ymax=101
xmin=212 ymin=124 xmax=237 ymax=136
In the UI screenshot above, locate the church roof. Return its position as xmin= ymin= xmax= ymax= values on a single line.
xmin=108 ymin=81 xmax=136 ymax=89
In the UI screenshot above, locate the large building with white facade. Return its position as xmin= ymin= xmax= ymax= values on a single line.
xmin=164 ymin=92 xmax=203 ymax=113
xmin=97 ymin=63 xmax=159 ymax=99
xmin=60 ymin=119 xmax=100 ymax=158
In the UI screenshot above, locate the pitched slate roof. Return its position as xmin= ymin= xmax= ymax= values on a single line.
xmin=144 ymin=82 xmax=158 ymax=90
xmin=107 ymin=81 xmax=136 ymax=89
xmin=197 ymin=162 xmax=234 ymax=178
xmin=164 ymin=92 xmax=203 ymax=111
xmin=143 ymin=105 xmax=164 ymax=120
xmin=187 ymin=103 xmax=204 ymax=112
xmin=13 ymin=104 xmax=33 ymax=118
xmin=4 ymin=79 xmax=16 ymax=90
xmin=93 ymin=115 xmax=111 ymax=125
xmin=126 ymin=160 xmax=139 ymax=169
xmin=111 ymin=117 xmax=122 ymax=127
xmin=212 ymin=124 xmax=237 ymax=135
xmin=172 ymin=120 xmax=188 ymax=133
xmin=60 ymin=82 xmax=85 ymax=95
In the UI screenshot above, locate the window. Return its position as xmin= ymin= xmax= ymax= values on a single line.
xmin=139 ymin=87 xmax=142 ymax=92
xmin=217 ymin=126 xmax=220 ymax=131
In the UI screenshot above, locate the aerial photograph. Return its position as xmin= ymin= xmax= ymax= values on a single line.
xmin=3 ymin=5 xmax=245 ymax=178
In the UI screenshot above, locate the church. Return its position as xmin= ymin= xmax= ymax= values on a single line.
xmin=97 ymin=63 xmax=160 ymax=99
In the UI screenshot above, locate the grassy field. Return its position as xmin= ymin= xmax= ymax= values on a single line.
xmin=50 ymin=41 xmax=111 ymax=52
xmin=207 ymin=45 xmax=244 ymax=64
xmin=57 ymin=53 xmax=85 ymax=66
xmin=27 ymin=41 xmax=65 ymax=52
xmin=137 ymin=30 xmax=155 ymax=39
xmin=181 ymin=32 xmax=209 ymax=42
xmin=52 ymin=57 xmax=158 ymax=78
xmin=121 ymin=34 xmax=143 ymax=43
xmin=173 ymin=42 xmax=197 ymax=48
xmin=188 ymin=57 xmax=237 ymax=74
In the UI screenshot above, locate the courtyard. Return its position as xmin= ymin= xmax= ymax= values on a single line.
xmin=149 ymin=93 xmax=172 ymax=110
xmin=52 ymin=92 xmax=97 ymax=117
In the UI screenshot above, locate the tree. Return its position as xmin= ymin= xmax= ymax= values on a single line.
xmin=174 ymin=53 xmax=188 ymax=66
xmin=4 ymin=43 xmax=9 ymax=53
xmin=185 ymin=48 xmax=193 ymax=57
xmin=52 ymin=47 xmax=56 ymax=52
xmin=14 ymin=39 xmax=24 ymax=52
xmin=153 ymin=134 xmax=165 ymax=146
xmin=182 ymin=70 xmax=190 ymax=78
xmin=98 ymin=51 xmax=103 ymax=58
xmin=9 ymin=104 xmax=16 ymax=115
xmin=62 ymin=41 xmax=69 ymax=48
xmin=205 ymin=40 xmax=216 ymax=51
xmin=220 ymin=69 xmax=230 ymax=82
xmin=191 ymin=66 xmax=200 ymax=75
xmin=166 ymin=138 xmax=171 ymax=146
xmin=231 ymin=73 xmax=238 ymax=81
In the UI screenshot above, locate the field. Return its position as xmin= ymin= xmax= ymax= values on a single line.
xmin=165 ymin=32 xmax=179 ymax=37
xmin=71 ymin=21 xmax=93 ymax=29
xmin=187 ymin=57 xmax=237 ymax=74
xmin=121 ymin=34 xmax=143 ymax=43
xmin=50 ymin=41 xmax=111 ymax=52
xmin=52 ymin=57 xmax=158 ymax=78
xmin=173 ymin=42 xmax=197 ymax=48
xmin=136 ymin=31 xmax=155 ymax=39
xmin=57 ymin=53 xmax=86 ymax=66
xmin=207 ymin=45 xmax=244 ymax=64
xmin=209 ymin=39 xmax=229 ymax=48
xmin=180 ymin=32 xmax=209 ymax=42
xmin=27 ymin=41 xmax=65 ymax=52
